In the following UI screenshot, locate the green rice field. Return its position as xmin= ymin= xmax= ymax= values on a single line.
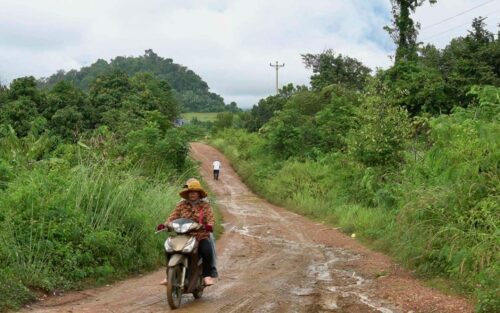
xmin=181 ymin=112 xmax=219 ymax=122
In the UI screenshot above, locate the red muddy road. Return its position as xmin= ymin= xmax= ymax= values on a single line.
xmin=21 ymin=143 xmax=472 ymax=313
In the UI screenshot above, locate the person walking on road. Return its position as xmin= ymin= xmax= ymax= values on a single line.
xmin=213 ymin=160 xmax=221 ymax=180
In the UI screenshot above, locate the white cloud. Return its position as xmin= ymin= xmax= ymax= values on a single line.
xmin=1 ymin=0 xmax=497 ymax=108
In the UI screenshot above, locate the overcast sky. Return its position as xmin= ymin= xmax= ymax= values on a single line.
xmin=0 ymin=0 xmax=498 ymax=108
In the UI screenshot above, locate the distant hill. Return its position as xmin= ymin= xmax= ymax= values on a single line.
xmin=38 ymin=49 xmax=228 ymax=112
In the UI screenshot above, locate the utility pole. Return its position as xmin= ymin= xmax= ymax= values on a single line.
xmin=269 ymin=61 xmax=285 ymax=94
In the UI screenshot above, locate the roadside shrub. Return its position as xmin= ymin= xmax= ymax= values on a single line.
xmin=349 ymin=97 xmax=411 ymax=166
xmin=126 ymin=123 xmax=189 ymax=174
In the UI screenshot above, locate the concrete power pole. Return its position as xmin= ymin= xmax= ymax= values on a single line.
xmin=269 ymin=61 xmax=285 ymax=94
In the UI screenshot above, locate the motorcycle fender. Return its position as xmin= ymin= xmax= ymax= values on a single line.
xmin=168 ymin=254 xmax=188 ymax=268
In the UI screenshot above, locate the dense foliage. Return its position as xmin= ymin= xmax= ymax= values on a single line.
xmin=211 ymin=17 xmax=499 ymax=312
xmin=38 ymin=49 xmax=233 ymax=112
xmin=384 ymin=0 xmax=437 ymax=62
xmin=0 ymin=68 xmax=207 ymax=311
xmin=2 ymin=70 xmax=180 ymax=142
xmin=384 ymin=16 xmax=499 ymax=115
xmin=302 ymin=49 xmax=372 ymax=91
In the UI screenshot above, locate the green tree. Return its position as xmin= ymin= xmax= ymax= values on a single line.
xmin=88 ymin=71 xmax=179 ymax=135
xmin=49 ymin=106 xmax=84 ymax=141
xmin=244 ymin=84 xmax=306 ymax=132
xmin=384 ymin=62 xmax=450 ymax=115
xmin=418 ymin=44 xmax=441 ymax=68
xmin=263 ymin=107 xmax=305 ymax=159
xmin=439 ymin=18 xmax=500 ymax=106
xmin=384 ymin=0 xmax=437 ymax=63
xmin=225 ymin=101 xmax=240 ymax=113
xmin=262 ymin=89 xmax=328 ymax=159
xmin=39 ymin=50 xmax=226 ymax=112
xmin=129 ymin=72 xmax=179 ymax=121
xmin=100 ymin=108 xmax=141 ymax=136
xmin=8 ymin=76 xmax=44 ymax=105
xmin=45 ymin=81 xmax=90 ymax=126
xmin=302 ymin=49 xmax=371 ymax=91
xmin=89 ymin=70 xmax=131 ymax=117
xmin=0 ymin=99 xmax=40 ymax=137
xmin=88 ymin=70 xmax=134 ymax=130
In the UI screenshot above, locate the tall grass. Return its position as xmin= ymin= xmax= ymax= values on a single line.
xmin=0 ymin=131 xmax=188 ymax=312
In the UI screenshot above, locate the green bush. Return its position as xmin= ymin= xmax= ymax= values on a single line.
xmin=349 ymin=97 xmax=411 ymax=166
xmin=126 ymin=123 xmax=189 ymax=174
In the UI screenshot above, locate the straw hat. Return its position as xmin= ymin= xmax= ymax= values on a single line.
xmin=179 ymin=178 xmax=208 ymax=199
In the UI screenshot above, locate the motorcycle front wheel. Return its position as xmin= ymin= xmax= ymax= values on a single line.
xmin=167 ymin=265 xmax=183 ymax=309
xmin=193 ymin=276 xmax=204 ymax=299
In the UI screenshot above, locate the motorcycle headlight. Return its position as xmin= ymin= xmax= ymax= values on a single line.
xmin=171 ymin=222 xmax=180 ymax=232
xmin=180 ymin=223 xmax=191 ymax=234
xmin=171 ymin=222 xmax=193 ymax=234
xmin=182 ymin=237 xmax=196 ymax=253
xmin=164 ymin=238 xmax=174 ymax=252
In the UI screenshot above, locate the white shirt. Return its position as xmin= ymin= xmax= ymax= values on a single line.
xmin=213 ymin=161 xmax=221 ymax=170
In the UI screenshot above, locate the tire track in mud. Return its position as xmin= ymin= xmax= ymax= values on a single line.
xmin=178 ymin=143 xmax=398 ymax=313
xmin=20 ymin=143 xmax=473 ymax=313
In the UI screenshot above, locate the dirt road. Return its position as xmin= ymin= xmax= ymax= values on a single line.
xmin=22 ymin=143 xmax=473 ymax=313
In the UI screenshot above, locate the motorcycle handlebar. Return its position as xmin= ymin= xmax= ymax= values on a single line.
xmin=155 ymin=228 xmax=168 ymax=234
xmin=155 ymin=221 xmax=204 ymax=234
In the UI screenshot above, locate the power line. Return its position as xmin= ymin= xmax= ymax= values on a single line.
xmin=423 ymin=20 xmax=476 ymax=40
xmin=422 ymin=10 xmax=500 ymax=41
xmin=422 ymin=0 xmax=497 ymax=30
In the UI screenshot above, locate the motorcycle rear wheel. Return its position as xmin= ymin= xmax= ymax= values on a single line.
xmin=167 ymin=265 xmax=183 ymax=309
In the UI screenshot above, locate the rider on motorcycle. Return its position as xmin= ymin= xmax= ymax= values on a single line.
xmin=157 ymin=178 xmax=218 ymax=286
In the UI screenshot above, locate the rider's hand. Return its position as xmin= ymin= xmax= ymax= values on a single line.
xmin=156 ymin=223 xmax=166 ymax=231
xmin=203 ymin=224 xmax=213 ymax=232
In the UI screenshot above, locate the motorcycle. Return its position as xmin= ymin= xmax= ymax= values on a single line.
xmin=157 ymin=218 xmax=205 ymax=309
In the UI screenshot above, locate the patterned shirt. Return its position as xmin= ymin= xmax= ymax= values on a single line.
xmin=165 ymin=199 xmax=215 ymax=241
